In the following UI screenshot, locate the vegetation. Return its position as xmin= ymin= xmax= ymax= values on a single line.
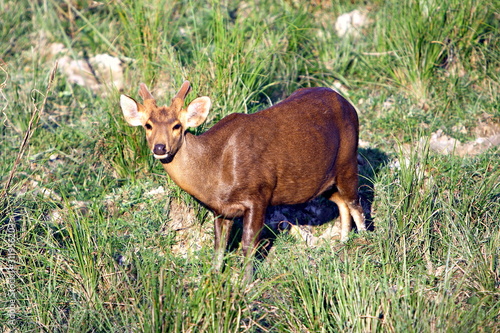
xmin=1 ymin=0 xmax=499 ymax=331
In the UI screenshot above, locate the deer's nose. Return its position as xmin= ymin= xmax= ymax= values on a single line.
xmin=153 ymin=144 xmax=167 ymax=155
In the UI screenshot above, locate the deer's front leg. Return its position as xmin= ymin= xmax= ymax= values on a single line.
xmin=241 ymin=203 xmax=266 ymax=282
xmin=214 ymin=217 xmax=233 ymax=272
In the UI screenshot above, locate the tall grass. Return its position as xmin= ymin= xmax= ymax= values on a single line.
xmin=373 ymin=0 xmax=495 ymax=100
xmin=1 ymin=0 xmax=499 ymax=331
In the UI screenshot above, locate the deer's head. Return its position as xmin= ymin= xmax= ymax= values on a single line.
xmin=120 ymin=81 xmax=211 ymax=162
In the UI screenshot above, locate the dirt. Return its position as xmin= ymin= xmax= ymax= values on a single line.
xmin=165 ymin=199 xmax=213 ymax=258
xmin=428 ymin=122 xmax=500 ymax=157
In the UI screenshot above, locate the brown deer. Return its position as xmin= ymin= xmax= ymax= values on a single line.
xmin=120 ymin=81 xmax=366 ymax=280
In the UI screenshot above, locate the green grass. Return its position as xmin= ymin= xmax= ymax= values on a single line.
xmin=1 ymin=0 xmax=499 ymax=331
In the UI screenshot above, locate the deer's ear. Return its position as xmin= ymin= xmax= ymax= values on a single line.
xmin=181 ymin=96 xmax=211 ymax=128
xmin=120 ymin=95 xmax=147 ymax=126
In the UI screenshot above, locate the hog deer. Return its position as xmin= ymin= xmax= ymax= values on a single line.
xmin=120 ymin=81 xmax=366 ymax=280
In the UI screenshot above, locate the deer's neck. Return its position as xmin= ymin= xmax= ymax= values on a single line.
xmin=161 ymin=133 xmax=214 ymax=202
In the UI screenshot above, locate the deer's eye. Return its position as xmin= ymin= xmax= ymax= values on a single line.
xmin=173 ymin=124 xmax=182 ymax=130
xmin=145 ymin=123 xmax=153 ymax=130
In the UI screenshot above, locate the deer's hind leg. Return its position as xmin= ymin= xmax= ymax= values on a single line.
xmin=328 ymin=170 xmax=366 ymax=242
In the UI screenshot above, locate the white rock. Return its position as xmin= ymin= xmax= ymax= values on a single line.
xmin=58 ymin=53 xmax=124 ymax=94
xmin=335 ymin=10 xmax=369 ymax=37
